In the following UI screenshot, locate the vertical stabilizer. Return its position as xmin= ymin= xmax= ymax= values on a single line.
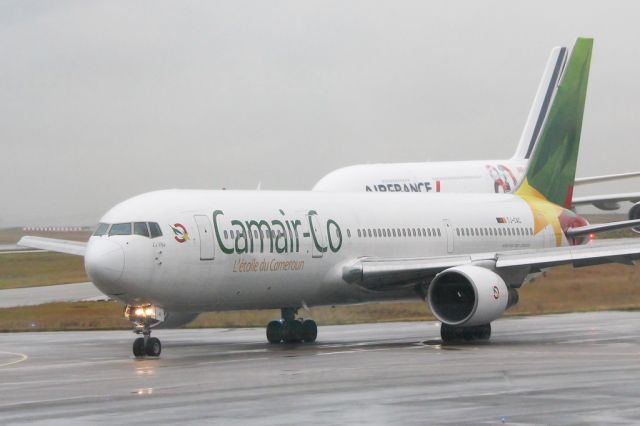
xmin=516 ymin=38 xmax=593 ymax=208
xmin=512 ymin=46 xmax=568 ymax=160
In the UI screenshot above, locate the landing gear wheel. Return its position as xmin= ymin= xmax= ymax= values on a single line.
xmin=283 ymin=319 xmax=303 ymax=343
xmin=477 ymin=323 xmax=491 ymax=340
xmin=440 ymin=323 xmax=491 ymax=343
xmin=145 ymin=337 xmax=162 ymax=357
xmin=463 ymin=327 xmax=475 ymax=341
xmin=267 ymin=320 xmax=284 ymax=344
xmin=440 ymin=324 xmax=460 ymax=342
xmin=302 ymin=320 xmax=317 ymax=343
xmin=133 ymin=337 xmax=145 ymax=357
xmin=266 ymin=308 xmax=318 ymax=344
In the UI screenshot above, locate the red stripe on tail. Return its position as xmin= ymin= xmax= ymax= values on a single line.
xmin=564 ymin=185 xmax=574 ymax=209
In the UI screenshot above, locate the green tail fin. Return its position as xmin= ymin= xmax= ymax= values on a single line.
xmin=516 ymin=37 xmax=593 ymax=208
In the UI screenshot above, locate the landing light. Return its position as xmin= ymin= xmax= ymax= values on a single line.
xmin=125 ymin=304 xmax=166 ymax=324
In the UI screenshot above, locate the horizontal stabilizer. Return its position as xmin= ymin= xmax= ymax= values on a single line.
xmin=565 ymin=219 xmax=640 ymax=237
xmin=575 ymin=171 xmax=640 ymax=186
xmin=572 ymin=191 xmax=640 ymax=210
xmin=18 ymin=236 xmax=86 ymax=256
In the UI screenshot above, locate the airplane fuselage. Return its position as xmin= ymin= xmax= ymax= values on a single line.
xmin=84 ymin=189 xmax=580 ymax=313
xmin=313 ymin=159 xmax=527 ymax=194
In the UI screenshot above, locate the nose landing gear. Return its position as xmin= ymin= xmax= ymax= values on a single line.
xmin=125 ymin=305 xmax=165 ymax=357
xmin=266 ymin=308 xmax=318 ymax=344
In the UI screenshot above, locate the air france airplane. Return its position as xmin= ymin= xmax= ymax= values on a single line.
xmin=313 ymin=38 xmax=640 ymax=224
xmin=19 ymin=37 xmax=640 ymax=358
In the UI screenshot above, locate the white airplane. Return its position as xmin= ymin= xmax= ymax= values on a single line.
xmin=18 ymin=37 xmax=640 ymax=358
xmin=313 ymin=39 xmax=640 ymax=225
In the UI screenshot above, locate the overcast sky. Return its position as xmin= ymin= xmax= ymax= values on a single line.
xmin=2 ymin=1 xmax=640 ymax=226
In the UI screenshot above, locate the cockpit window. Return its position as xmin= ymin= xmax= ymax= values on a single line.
xmin=149 ymin=222 xmax=162 ymax=238
xmin=93 ymin=223 xmax=110 ymax=236
xmin=109 ymin=223 xmax=132 ymax=236
xmin=134 ymin=222 xmax=150 ymax=237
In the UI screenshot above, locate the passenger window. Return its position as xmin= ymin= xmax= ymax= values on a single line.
xmin=134 ymin=222 xmax=150 ymax=237
xmin=109 ymin=223 xmax=132 ymax=236
xmin=224 ymin=230 xmax=228 ymax=239
xmin=437 ymin=229 xmax=441 ymax=237
xmin=392 ymin=229 xmax=397 ymax=237
xmin=412 ymin=229 xmax=416 ymax=237
xmin=347 ymin=229 xmax=351 ymax=238
xmin=357 ymin=229 xmax=361 ymax=238
xmin=367 ymin=229 xmax=372 ymax=237
xmin=93 ymin=223 xmax=110 ymax=236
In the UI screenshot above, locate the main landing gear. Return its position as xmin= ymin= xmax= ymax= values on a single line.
xmin=125 ymin=305 xmax=165 ymax=357
xmin=440 ymin=323 xmax=491 ymax=343
xmin=266 ymin=308 xmax=318 ymax=344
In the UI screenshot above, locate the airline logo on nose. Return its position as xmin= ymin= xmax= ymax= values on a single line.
xmin=170 ymin=223 xmax=189 ymax=243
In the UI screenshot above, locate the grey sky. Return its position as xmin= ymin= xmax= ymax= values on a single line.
xmin=2 ymin=1 xmax=639 ymax=226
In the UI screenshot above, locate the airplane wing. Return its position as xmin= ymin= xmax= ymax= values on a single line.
xmin=572 ymin=192 xmax=640 ymax=210
xmin=344 ymin=238 xmax=640 ymax=290
xmin=575 ymin=171 xmax=640 ymax=185
xmin=17 ymin=236 xmax=86 ymax=256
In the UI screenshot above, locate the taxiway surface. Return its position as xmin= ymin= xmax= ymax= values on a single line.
xmin=1 ymin=311 xmax=640 ymax=425
xmin=0 ymin=282 xmax=107 ymax=308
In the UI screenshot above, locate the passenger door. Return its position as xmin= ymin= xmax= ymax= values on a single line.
xmin=307 ymin=213 xmax=325 ymax=258
xmin=194 ymin=215 xmax=215 ymax=260
xmin=442 ymin=219 xmax=454 ymax=253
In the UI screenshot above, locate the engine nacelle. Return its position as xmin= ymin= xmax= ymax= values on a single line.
xmin=629 ymin=203 xmax=640 ymax=234
xmin=428 ymin=265 xmax=515 ymax=327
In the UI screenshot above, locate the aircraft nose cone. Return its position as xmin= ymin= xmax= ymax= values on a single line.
xmin=84 ymin=239 xmax=124 ymax=289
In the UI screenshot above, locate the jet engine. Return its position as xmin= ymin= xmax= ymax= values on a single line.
xmin=428 ymin=265 xmax=517 ymax=327
xmin=629 ymin=202 xmax=640 ymax=234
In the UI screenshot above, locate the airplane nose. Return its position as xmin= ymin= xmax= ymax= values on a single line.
xmin=84 ymin=238 xmax=125 ymax=288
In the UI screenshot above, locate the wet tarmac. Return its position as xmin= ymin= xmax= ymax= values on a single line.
xmin=1 ymin=311 xmax=640 ymax=425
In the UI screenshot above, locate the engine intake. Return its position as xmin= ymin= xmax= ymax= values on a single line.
xmin=428 ymin=265 xmax=516 ymax=326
